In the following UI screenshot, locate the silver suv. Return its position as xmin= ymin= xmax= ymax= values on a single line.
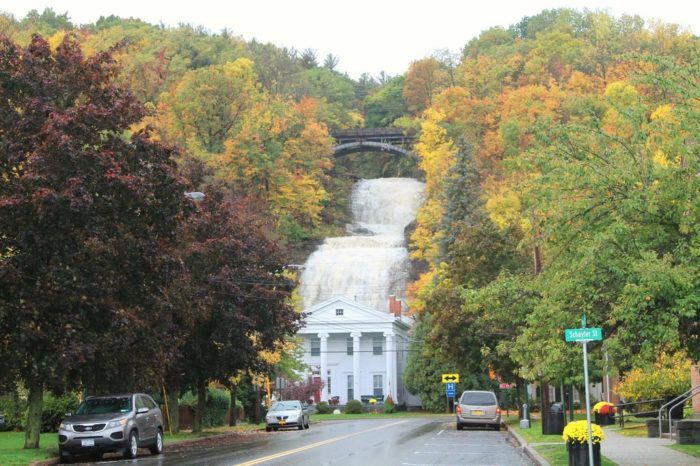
xmin=456 ymin=390 xmax=501 ymax=430
xmin=58 ymin=393 xmax=164 ymax=463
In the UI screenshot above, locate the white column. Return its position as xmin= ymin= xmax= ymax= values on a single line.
xmin=384 ymin=332 xmax=396 ymax=402
xmin=319 ymin=333 xmax=329 ymax=402
xmin=351 ymin=332 xmax=361 ymax=401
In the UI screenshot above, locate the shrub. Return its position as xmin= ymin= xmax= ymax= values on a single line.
xmin=315 ymin=401 xmax=331 ymax=414
xmin=42 ymin=392 xmax=79 ymax=433
xmin=345 ymin=399 xmax=363 ymax=414
xmin=383 ymin=396 xmax=396 ymax=414
xmin=0 ymin=391 xmax=25 ymax=431
xmin=617 ymin=351 xmax=691 ymax=401
xmin=179 ymin=387 xmax=231 ymax=427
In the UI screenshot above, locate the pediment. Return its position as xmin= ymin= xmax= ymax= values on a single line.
xmin=304 ymin=296 xmax=395 ymax=324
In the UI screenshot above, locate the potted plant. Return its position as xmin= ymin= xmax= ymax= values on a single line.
xmin=562 ymin=420 xmax=605 ymax=466
xmin=592 ymin=401 xmax=616 ymax=425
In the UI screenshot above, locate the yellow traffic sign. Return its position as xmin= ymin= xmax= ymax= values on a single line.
xmin=442 ymin=373 xmax=459 ymax=383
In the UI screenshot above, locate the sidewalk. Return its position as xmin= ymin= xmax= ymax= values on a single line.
xmin=601 ymin=429 xmax=700 ymax=466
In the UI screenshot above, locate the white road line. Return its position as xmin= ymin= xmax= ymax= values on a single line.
xmin=413 ymin=451 xmax=521 ymax=455
xmin=436 ymin=429 xmax=444 ymax=436
xmin=422 ymin=442 xmax=505 ymax=447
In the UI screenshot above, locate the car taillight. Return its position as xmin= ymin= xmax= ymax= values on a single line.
xmin=496 ymin=408 xmax=501 ymax=415
xmin=456 ymin=405 xmax=461 ymax=414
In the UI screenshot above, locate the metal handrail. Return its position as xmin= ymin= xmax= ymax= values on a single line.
xmin=658 ymin=385 xmax=700 ymax=437
xmin=615 ymin=398 xmax=665 ymax=428
xmin=666 ymin=385 xmax=700 ymax=437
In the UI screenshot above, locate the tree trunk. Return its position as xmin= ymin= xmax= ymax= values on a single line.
xmin=23 ymin=381 xmax=43 ymax=449
xmin=541 ymin=381 xmax=551 ymax=433
xmin=229 ymin=385 xmax=237 ymax=427
xmin=516 ymin=378 xmax=524 ymax=419
xmin=167 ymin=381 xmax=180 ymax=434
xmin=253 ymin=383 xmax=261 ymax=424
xmin=193 ymin=379 xmax=206 ymax=433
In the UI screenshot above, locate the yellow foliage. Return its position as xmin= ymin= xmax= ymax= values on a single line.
xmin=617 ymin=352 xmax=691 ymax=401
xmin=562 ymin=420 xmax=604 ymax=444
xmin=485 ymin=188 xmax=522 ymax=230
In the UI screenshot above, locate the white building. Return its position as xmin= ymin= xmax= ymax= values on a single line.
xmin=298 ymin=295 xmax=420 ymax=407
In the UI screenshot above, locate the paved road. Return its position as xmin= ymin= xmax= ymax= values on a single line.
xmin=81 ymin=417 xmax=533 ymax=466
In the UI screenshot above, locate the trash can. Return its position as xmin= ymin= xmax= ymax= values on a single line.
xmin=543 ymin=402 xmax=565 ymax=435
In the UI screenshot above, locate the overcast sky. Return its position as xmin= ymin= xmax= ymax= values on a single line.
xmin=2 ymin=0 xmax=698 ymax=78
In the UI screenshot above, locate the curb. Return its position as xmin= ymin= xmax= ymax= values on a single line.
xmin=29 ymin=429 xmax=265 ymax=466
xmin=506 ymin=425 xmax=550 ymax=466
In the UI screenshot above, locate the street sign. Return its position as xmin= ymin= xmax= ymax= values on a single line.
xmin=446 ymin=387 xmax=456 ymax=397
xmin=445 ymin=382 xmax=456 ymax=392
xmin=442 ymin=373 xmax=459 ymax=383
xmin=565 ymin=327 xmax=603 ymax=342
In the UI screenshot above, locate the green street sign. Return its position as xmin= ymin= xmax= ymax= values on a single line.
xmin=565 ymin=327 xmax=603 ymax=342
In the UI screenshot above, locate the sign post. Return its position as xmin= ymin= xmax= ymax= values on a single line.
xmin=442 ymin=374 xmax=459 ymax=414
xmin=565 ymin=316 xmax=602 ymax=466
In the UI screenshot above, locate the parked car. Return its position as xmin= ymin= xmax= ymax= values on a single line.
xmin=265 ymin=400 xmax=310 ymax=431
xmin=58 ymin=393 xmax=163 ymax=463
xmin=455 ymin=390 xmax=501 ymax=430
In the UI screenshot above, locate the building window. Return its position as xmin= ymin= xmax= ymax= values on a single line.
xmin=373 ymin=336 xmax=383 ymax=355
xmin=347 ymin=375 xmax=354 ymax=401
xmin=346 ymin=337 xmax=353 ymax=355
xmin=310 ymin=337 xmax=320 ymax=356
xmin=373 ymin=374 xmax=383 ymax=397
xmin=327 ymin=370 xmax=331 ymax=394
xmin=335 ymin=308 xmax=343 ymax=316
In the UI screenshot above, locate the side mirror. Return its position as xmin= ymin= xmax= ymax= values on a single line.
xmin=137 ymin=407 xmax=149 ymax=414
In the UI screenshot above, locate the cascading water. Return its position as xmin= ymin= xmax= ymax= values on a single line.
xmin=300 ymin=178 xmax=425 ymax=311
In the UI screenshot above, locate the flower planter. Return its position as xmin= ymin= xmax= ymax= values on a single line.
xmin=594 ymin=412 xmax=614 ymax=426
xmin=567 ymin=441 xmax=601 ymax=466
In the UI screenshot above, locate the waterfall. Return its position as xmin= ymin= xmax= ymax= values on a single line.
xmin=299 ymin=178 xmax=425 ymax=311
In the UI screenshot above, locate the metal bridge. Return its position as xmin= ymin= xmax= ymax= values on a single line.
xmin=331 ymin=128 xmax=416 ymax=157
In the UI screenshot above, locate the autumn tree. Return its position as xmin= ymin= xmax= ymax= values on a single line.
xmin=172 ymin=188 xmax=301 ymax=432
xmin=0 ymin=34 xmax=188 ymax=448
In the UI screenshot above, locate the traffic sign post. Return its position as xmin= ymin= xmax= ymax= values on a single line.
xmin=565 ymin=316 xmax=603 ymax=466
xmin=441 ymin=374 xmax=459 ymax=413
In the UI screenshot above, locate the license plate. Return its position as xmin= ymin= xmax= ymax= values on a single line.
xmin=81 ymin=439 xmax=95 ymax=447
xmin=471 ymin=410 xmax=484 ymax=416
xmin=279 ymin=420 xmax=286 ymax=425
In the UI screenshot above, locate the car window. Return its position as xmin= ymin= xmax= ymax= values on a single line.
xmin=270 ymin=401 xmax=301 ymax=411
xmin=76 ymin=397 xmax=132 ymax=414
xmin=143 ymin=396 xmax=157 ymax=409
xmin=136 ymin=396 xmax=147 ymax=410
xmin=460 ymin=392 xmax=497 ymax=406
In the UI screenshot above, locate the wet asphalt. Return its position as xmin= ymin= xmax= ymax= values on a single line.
xmin=76 ymin=417 xmax=533 ymax=466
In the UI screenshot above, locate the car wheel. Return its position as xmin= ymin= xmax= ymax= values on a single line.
xmin=297 ymin=421 xmax=304 ymax=430
xmin=304 ymin=417 xmax=310 ymax=429
xmin=273 ymin=427 xmax=278 ymax=431
xmin=58 ymin=447 xmax=72 ymax=464
xmin=456 ymin=422 xmax=463 ymax=430
xmin=149 ymin=428 xmax=164 ymax=455
xmin=265 ymin=426 xmax=272 ymax=432
xmin=493 ymin=424 xmax=500 ymax=431
xmin=123 ymin=430 xmax=139 ymax=459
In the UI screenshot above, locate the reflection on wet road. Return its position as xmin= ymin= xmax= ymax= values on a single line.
xmin=81 ymin=417 xmax=533 ymax=466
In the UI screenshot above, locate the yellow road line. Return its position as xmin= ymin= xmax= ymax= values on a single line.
xmin=235 ymin=420 xmax=408 ymax=466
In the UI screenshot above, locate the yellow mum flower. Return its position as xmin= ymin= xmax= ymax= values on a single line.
xmin=563 ymin=420 xmax=605 ymax=444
